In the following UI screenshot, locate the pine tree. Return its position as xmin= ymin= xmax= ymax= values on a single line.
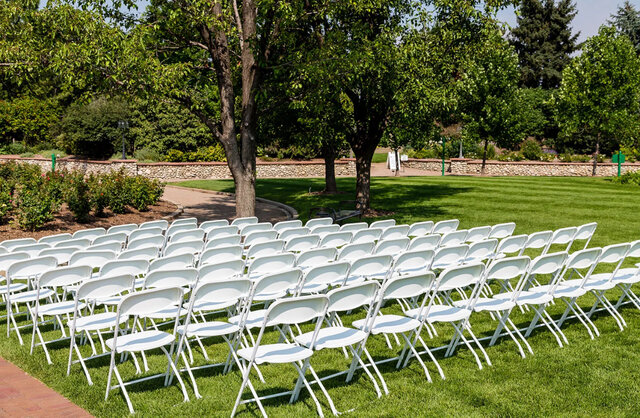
xmin=609 ymin=1 xmax=640 ymax=54
xmin=510 ymin=0 xmax=580 ymax=88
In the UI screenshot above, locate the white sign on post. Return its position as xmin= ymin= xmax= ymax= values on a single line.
xmin=387 ymin=152 xmax=398 ymax=171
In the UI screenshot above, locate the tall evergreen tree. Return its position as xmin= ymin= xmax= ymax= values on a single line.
xmin=609 ymin=1 xmax=640 ymax=54
xmin=510 ymin=0 xmax=579 ymax=88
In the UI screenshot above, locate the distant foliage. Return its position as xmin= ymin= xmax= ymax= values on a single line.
xmin=520 ymin=139 xmax=543 ymax=160
xmin=613 ymin=171 xmax=640 ymax=185
xmin=0 ymin=98 xmax=60 ymax=146
xmin=164 ymin=145 xmax=227 ymax=162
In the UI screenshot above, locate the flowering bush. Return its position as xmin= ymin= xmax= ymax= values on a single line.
xmin=15 ymin=186 xmax=56 ymax=231
xmin=0 ymin=179 xmax=12 ymax=223
xmin=127 ymin=176 xmax=164 ymax=211
xmin=64 ymin=173 xmax=92 ymax=222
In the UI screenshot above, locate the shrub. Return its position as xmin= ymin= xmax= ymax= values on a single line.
xmin=164 ymin=144 xmax=227 ymax=162
xmin=520 ymin=139 xmax=543 ymax=160
xmin=613 ymin=171 xmax=640 ymax=185
xmin=64 ymin=173 xmax=92 ymax=222
xmin=104 ymin=169 xmax=130 ymax=214
xmin=87 ymin=174 xmax=109 ymax=216
xmin=15 ymin=187 xmax=55 ymax=231
xmin=165 ymin=149 xmax=185 ymax=162
xmin=497 ymin=151 xmax=526 ymax=161
xmin=134 ymin=147 xmax=163 ymax=162
xmin=127 ymin=176 xmax=164 ymax=211
xmin=0 ymin=179 xmax=12 ymax=223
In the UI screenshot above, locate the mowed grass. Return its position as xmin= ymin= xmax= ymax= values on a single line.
xmin=0 ymin=176 xmax=639 ymax=417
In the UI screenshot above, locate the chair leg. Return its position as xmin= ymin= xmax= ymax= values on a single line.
xmin=347 ymin=345 xmax=383 ymax=398
xmin=161 ymin=347 xmax=190 ymax=403
xmin=292 ymin=360 xmax=325 ymax=418
xmin=507 ymin=317 xmax=533 ymax=355
xmin=307 ymin=363 xmax=338 ymax=416
xmin=113 ymin=365 xmax=135 ymax=414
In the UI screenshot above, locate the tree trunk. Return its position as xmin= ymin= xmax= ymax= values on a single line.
xmin=481 ymin=138 xmax=489 ymax=175
xmin=234 ymin=168 xmax=256 ymax=217
xmin=323 ymin=147 xmax=338 ymax=193
xmin=355 ymin=152 xmax=373 ymax=211
xmin=592 ymin=137 xmax=600 ymax=176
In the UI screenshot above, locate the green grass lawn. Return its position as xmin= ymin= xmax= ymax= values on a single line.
xmin=371 ymin=152 xmax=389 ymax=163
xmin=1 ymin=176 xmax=640 ymax=417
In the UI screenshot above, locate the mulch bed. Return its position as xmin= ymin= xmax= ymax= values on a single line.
xmin=0 ymin=200 xmax=177 ymax=241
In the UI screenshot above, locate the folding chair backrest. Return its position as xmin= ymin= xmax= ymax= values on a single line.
xmin=87 ymin=242 xmax=122 ymax=253
xmin=310 ymin=224 xmax=340 ymax=237
xmin=240 ymin=222 xmax=272 ymax=237
xmin=496 ymin=234 xmax=527 ymax=256
xmin=164 ymin=240 xmax=203 ymax=257
xmin=244 ymin=230 xmax=278 ymax=247
xmin=337 ymin=242 xmax=375 ymax=261
xmin=327 ymin=281 xmax=379 ymax=312
xmin=246 ymin=240 xmax=285 ymax=259
xmin=440 ymin=230 xmax=468 ymax=247
xmin=76 ymin=274 xmax=135 ymax=300
xmin=370 ymin=219 xmax=395 ymax=229
xmin=107 ymin=223 xmax=138 ymax=236
xmin=273 ymin=220 xmax=303 ymax=232
xmin=279 ymin=227 xmax=310 ymax=241
xmin=522 ymin=230 xmax=553 ymax=252
xmin=199 ymin=245 xmax=244 ymax=266
xmin=352 ymin=228 xmax=383 ymax=244
xmin=408 ymin=221 xmax=434 ymax=237
xmin=549 ymin=227 xmax=577 ymax=247
xmin=7 ymin=256 xmax=57 ymax=279
xmin=564 ymin=247 xmax=601 ymax=271
xmin=432 ymin=219 xmax=459 ymax=235
xmin=528 ymin=252 xmax=568 ymax=276
xmin=199 ymin=219 xmax=229 ymax=233
xmin=436 ymin=263 xmax=486 ymax=292
xmin=626 ymin=240 xmax=640 ymax=258
xmin=485 ymin=256 xmax=530 ymax=281
xmin=253 ymin=268 xmax=303 ymax=301
xmin=349 ymin=255 xmax=394 ymax=279
xmin=296 ymin=247 xmax=338 ymax=269
xmin=118 ymin=287 xmax=184 ymax=317
xmin=53 ymin=238 xmax=91 ymax=249
xmin=139 ymin=219 xmax=168 ymax=230
xmin=13 ymin=243 xmax=50 ymax=258
xmin=170 ymin=229 xmax=204 ymax=244
xmin=382 ymin=272 xmax=436 ymax=300
xmin=285 ymin=235 xmax=320 ymax=252
xmin=0 ymin=252 xmax=30 ymax=272
xmin=264 ymin=295 xmax=328 ymax=327
xmin=205 ymin=234 xmax=242 ymax=250
xmin=144 ymin=268 xmax=198 ymax=289
xmin=167 ymin=223 xmax=196 ymax=238
xmin=249 ymin=253 xmax=296 ymax=277
xmin=432 ymin=245 xmax=469 ymax=268
xmin=340 ymin=222 xmax=368 ymax=232
xmin=380 ymin=225 xmax=410 ymax=241
xmin=148 ymin=253 xmax=194 ymax=271
xmin=375 ymin=238 xmax=410 ymax=256
xmin=597 ymin=243 xmax=630 ymax=265
xmin=39 ymin=265 xmax=92 ymax=288
xmin=231 ymin=216 xmax=259 ymax=227
xmin=1 ymin=237 xmax=36 ymax=251
xmin=0 ymin=247 xmax=6 ymax=255
xmin=306 ymin=217 xmax=333 ymax=229
xmin=38 ymin=233 xmax=72 ymax=245
xmin=466 ymin=239 xmax=498 ymax=261
xmin=409 ymin=234 xmax=441 ymax=251
xmin=129 ymin=227 xmax=164 ymax=243
xmin=191 ymin=278 xmax=252 ymax=308
xmin=466 ymin=226 xmax=492 ymax=243
xmin=198 ymin=259 xmax=246 ymax=283
xmin=127 ymin=235 xmax=164 ymax=250
xmin=118 ymin=246 xmax=159 ymax=260
xmin=394 ymin=250 xmax=435 ymax=274
xmin=206 ymin=226 xmax=240 ymax=240
xmin=573 ymin=222 xmax=597 ymax=249
xmin=489 ymin=222 xmax=516 ymax=239
xmin=69 ymin=250 xmax=116 ymax=269
xmin=320 ymin=232 xmax=352 ymax=249
xmin=302 ymin=262 xmax=350 ymax=289
xmin=92 ymin=233 xmax=127 ymax=247
xmin=100 ymin=259 xmax=149 ymax=278
xmin=38 ymin=246 xmax=77 ymax=265
xmin=73 ymin=228 xmax=106 ymax=241
xmin=171 ymin=217 xmax=198 ymax=227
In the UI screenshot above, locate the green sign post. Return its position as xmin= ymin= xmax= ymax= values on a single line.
xmin=51 ymin=153 xmax=56 ymax=171
xmin=612 ymin=151 xmax=625 ymax=177
xmin=441 ymin=136 xmax=446 ymax=176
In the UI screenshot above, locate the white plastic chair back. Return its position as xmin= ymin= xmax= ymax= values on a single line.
xmin=92 ymin=233 xmax=127 ymax=247
xmin=39 ymin=265 xmax=92 ymax=288
xmin=127 ymin=235 xmax=164 ymax=251
xmin=598 ymin=243 xmax=630 ymax=265
xmin=100 ymin=259 xmax=149 ymax=279
xmin=88 ymin=242 xmax=123 ymax=253
xmin=199 ymin=219 xmax=229 ymax=233
xmin=264 ymin=295 xmax=328 ymax=328
xmin=38 ymin=247 xmax=77 ymax=265
xmin=69 ymin=250 xmax=116 ymax=269
xmin=440 ymin=230 xmax=468 ymax=247
xmin=466 ymin=226 xmax=492 ymax=243
xmin=337 ymin=242 xmax=375 ymax=262
xmin=198 ymin=259 xmax=245 ymax=283
xmin=380 ymin=225 xmax=410 ymax=241
xmin=53 ymin=238 xmax=91 ymax=249
xmin=279 ymin=227 xmax=310 ymax=241
xmin=546 ymin=227 xmax=578 ymax=250
xmin=431 ymin=245 xmax=469 ymax=269
xmin=489 ymin=222 xmax=516 ymax=239
xmin=409 ymin=234 xmax=441 ymax=251
xmin=393 ymin=250 xmax=435 ymax=275
xmin=320 ymin=232 xmax=352 ymax=248
xmin=144 ymin=268 xmax=198 ymax=289
xmin=139 ymin=219 xmax=168 ymax=230
xmin=246 ymin=240 xmax=285 ymax=259
xmin=253 ymin=268 xmax=303 ymax=301
xmin=1 ymin=237 xmax=36 ymax=251
xmin=522 ymin=231 xmax=553 ymax=253
xmin=13 ymin=243 xmax=50 ymax=258
xmin=381 ymin=272 xmax=436 ymax=301
xmin=348 ymin=255 xmax=394 ymax=281
xmin=240 ymin=222 xmax=272 ymax=237
xmin=107 ymin=224 xmax=138 ymax=235
xmin=310 ymin=224 xmax=340 ymax=238
xmin=466 ymin=239 xmax=498 ymax=262
xmin=164 ymin=240 xmax=203 ymax=257
xmin=340 ymin=222 xmax=368 ymax=232
xmin=167 ymin=223 xmax=196 ymax=238
xmin=352 ymin=228 xmax=383 ymax=244
xmin=564 ymin=247 xmax=601 ymax=271
xmin=248 ymin=253 xmax=296 ymax=278
xmin=73 ymin=228 xmax=106 ymax=241
xmin=0 ymin=252 xmax=30 ymax=272
xmin=296 ymin=248 xmax=338 ymax=269
xmin=38 ymin=233 xmax=72 ymax=245
xmin=573 ymin=222 xmax=598 ymax=249
xmin=171 ymin=217 xmax=198 ymax=227
xmin=118 ymin=246 xmax=159 ymax=261
xmin=76 ymin=274 xmax=135 ymax=300
xmin=375 ymin=238 xmax=410 ymax=256
xmin=327 ymin=281 xmax=379 ymax=312
xmin=285 ymin=235 xmax=320 ymax=253
xmin=169 ymin=229 xmax=205 ymax=244
xmin=528 ymin=252 xmax=568 ymax=276
xmin=301 ymin=262 xmax=350 ymax=290
xmin=436 ymin=263 xmax=486 ymax=292
xmin=205 ymin=235 xmax=242 ymax=250
xmin=231 ymin=216 xmax=259 ymax=227
xmin=244 ymin=230 xmax=278 ymax=247
xmin=625 ymin=240 xmax=640 ymax=258
xmin=129 ymin=227 xmax=164 ymax=243
xmin=7 ymin=256 xmax=57 ymax=279
xmin=0 ymin=247 xmax=6 ymax=255
xmin=149 ymin=254 xmax=194 ymax=271
xmin=305 ymin=218 xmax=333 ymax=229
xmin=485 ymin=256 xmax=530 ymax=281
xmin=118 ymin=287 xmax=184 ymax=317
xmin=496 ymin=235 xmax=527 ymax=256
xmin=206 ymin=226 xmax=240 ymax=241
xmin=408 ymin=221 xmax=434 ymax=237
xmin=432 ymin=219 xmax=459 ymax=235
xmin=370 ymin=219 xmax=395 ymax=229
xmin=273 ymin=220 xmax=302 ymax=232
xmin=189 ymin=278 xmax=252 ymax=312
xmin=199 ymin=245 xmax=244 ymax=266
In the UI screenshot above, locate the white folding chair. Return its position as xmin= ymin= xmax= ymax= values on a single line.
xmin=69 ymin=250 xmax=117 ymax=270
xmin=380 ymin=225 xmax=410 ymax=241
xmin=495 ymin=235 xmax=527 ymax=259
xmin=431 ymin=245 xmax=469 ymax=270
xmin=240 ymin=222 xmax=272 ymax=237
xmin=129 ymin=227 xmax=164 ymax=243
xmin=199 ymin=245 xmax=244 ymax=267
xmin=409 ymin=234 xmax=441 ymax=251
xmin=164 ymin=240 xmax=204 ymax=257
xmin=73 ymin=228 xmax=106 ymax=241
xmin=370 ymin=219 xmax=395 ymax=229
xmin=489 ymin=222 xmax=516 ymax=239
xmin=167 ymin=223 xmax=197 ymax=239
xmin=247 ymin=253 xmax=296 ymax=279
xmin=273 ymin=220 xmax=302 ymax=232
xmin=199 ymin=219 xmax=229 ymax=233
xmin=279 ymin=227 xmax=310 ymax=242
xmin=464 ymin=239 xmax=499 ymax=263
xmin=0 ymin=247 xmax=7 ymax=255
xmin=104 ymin=287 xmax=189 ymax=414
xmin=149 ymin=254 xmax=195 ymax=272
xmin=392 ymin=250 xmax=435 ymax=276
xmin=245 ymin=240 xmax=285 ymax=260
xmin=320 ymin=232 xmax=352 ymax=249
xmin=296 ymin=247 xmax=338 ymax=270
xmin=408 ymin=221 xmax=434 ymax=237
xmin=206 ymin=226 xmax=240 ymax=241
xmin=1 ymin=237 xmax=36 ymax=251
xmin=432 ymin=219 xmax=459 ymax=235
xmin=38 ymin=233 xmax=72 ymax=246
xmin=127 ymin=235 xmax=165 ymax=251
xmin=337 ymin=242 xmax=375 ymax=262
xmin=543 ymin=227 xmax=577 ymax=254
xmin=107 ymin=224 xmax=138 ymax=236
xmin=53 ymin=238 xmax=91 ymax=250
xmin=88 ymin=242 xmax=123 ymax=254
xmin=205 ymin=235 xmax=242 ymax=250
xmin=231 ymin=216 xmax=259 ymax=227
xmin=285 ymin=235 xmax=320 ymax=253
xmin=612 ymin=240 xmax=640 ymax=313
xmin=440 ymin=230 xmax=469 ymax=247
xmin=243 ymin=230 xmax=278 ymax=247
xmin=310 ymin=224 xmax=340 ymax=238
xmin=199 ymin=260 xmax=246 ymax=284
xmin=375 ymin=238 xmax=410 ymax=256
xmin=92 ymin=232 xmax=128 ymax=248
xmin=340 ymin=222 xmax=368 ymax=232
xmin=169 ymin=229 xmax=205 ymax=244
xmin=140 ymin=219 xmax=168 ymax=230
xmin=571 ymin=222 xmax=598 ymax=251
xmin=297 ymin=262 xmax=350 ymax=294
xmin=345 ymin=254 xmax=394 ymax=285
xmin=0 ymin=252 xmax=30 ymax=280
xmin=99 ymin=259 xmax=149 ymax=288
xmin=465 ymin=226 xmax=492 ymax=243
xmin=13 ymin=243 xmax=51 ymax=258
xmin=118 ymin=246 xmax=160 ymax=261
xmin=519 ymin=230 xmax=553 ymax=256
xmin=171 ymin=217 xmax=198 ymax=227
xmin=306 ymin=217 xmax=333 ymax=228
xmin=352 ymin=228 xmax=383 ymax=244
xmin=38 ymin=246 xmax=77 ymax=266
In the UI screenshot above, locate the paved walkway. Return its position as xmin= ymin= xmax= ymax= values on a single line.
xmin=0 ymin=357 xmax=91 ymax=417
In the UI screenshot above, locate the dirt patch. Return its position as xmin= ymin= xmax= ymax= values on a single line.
xmin=0 ymin=200 xmax=177 ymax=241
xmin=362 ymin=209 xmax=395 ymax=218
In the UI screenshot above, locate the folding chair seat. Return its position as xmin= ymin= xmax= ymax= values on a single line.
xmin=127 ymin=235 xmax=165 ymax=251
xmin=352 ymin=228 xmax=383 ymax=244
xmin=543 ymin=227 xmax=578 ymax=254
xmin=285 ymin=235 xmax=320 ymax=253
xmin=489 ymin=222 xmax=516 ymax=240
xmin=298 ymin=262 xmax=350 ymax=294
xmin=38 ymin=233 xmax=72 ymax=245
xmin=73 ymin=228 xmax=106 ymax=241
xmin=139 ymin=219 xmax=168 ymax=230
xmin=310 ymin=224 xmax=340 ymax=238
xmin=39 ymin=246 xmax=78 ymax=266
xmin=337 ymin=242 xmax=375 ymax=262
xmin=375 ymin=238 xmax=410 ymax=256
xmin=465 ymin=226 xmax=492 ymax=243
xmin=519 ymin=230 xmax=553 ymax=256
xmin=240 ymin=222 xmax=272 ymax=237
xmin=440 ymin=230 xmax=468 ymax=247
xmin=273 ymin=219 xmax=302 ymax=232
xmin=148 ymin=254 xmax=195 ymax=272
xmin=1 ymin=237 xmax=36 ymax=251
xmin=571 ymin=222 xmax=598 ymax=251
xmin=296 ymin=247 xmax=338 ymax=270
xmin=13 ymin=243 xmax=51 ymax=258
xmin=247 ymin=253 xmax=297 ymax=279
xmin=92 ymin=232 xmax=128 ymax=248
xmin=118 ymin=246 xmax=159 ymax=261
xmin=104 ymin=287 xmax=189 ymax=414
xmin=206 ymin=226 xmax=240 ymax=241
xmin=171 ymin=217 xmax=198 ymax=227
xmin=278 ymin=227 xmax=311 ymax=242
xmin=199 ymin=245 xmax=244 ymax=267
xmin=380 ymin=225 xmax=410 ymax=241
xmin=199 ymin=219 xmax=229 ymax=233
xmin=495 ymin=235 xmax=527 ymax=259
xmin=167 ymin=223 xmax=197 ymax=239
xmin=231 ymin=295 xmax=330 ymax=417
xmin=87 ymin=242 xmax=123 ymax=254
xmin=340 ymin=222 xmax=368 ymax=232
xmin=29 ymin=265 xmax=93 ymax=364
xmin=169 ymin=229 xmax=205 ymax=244
xmin=231 ymin=216 xmax=259 ymax=227
xmin=345 ymin=255 xmax=394 ymax=285
xmin=243 ymin=230 xmax=278 ymax=247
xmin=432 ymin=219 xmax=459 ymax=235
xmin=53 ymin=238 xmax=91 ymax=250
xmin=128 ymin=227 xmax=164 ymax=243
xmin=320 ymin=231 xmax=353 ymax=249
xmin=245 ymin=240 xmax=285 ymax=260
xmin=408 ymin=221 xmax=434 ymax=237
xmin=205 ymin=234 xmax=242 ymax=250
xmin=370 ymin=219 xmax=395 ymax=229
xmin=409 ymin=234 xmax=441 ymax=251
xmin=305 ymin=217 xmax=333 ymax=228
xmin=164 ymin=240 xmax=204 ymax=258
xmin=431 ymin=245 xmax=469 ymax=270
xmin=69 ymin=250 xmax=117 ymax=270
xmin=463 ymin=239 xmax=498 ymax=263
xmin=107 ymin=224 xmax=138 ymax=236
xmin=392 ymin=250 xmax=435 ymax=276
xmin=199 ymin=260 xmax=246 ymax=284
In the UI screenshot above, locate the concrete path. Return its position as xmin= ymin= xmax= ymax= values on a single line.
xmin=0 ymin=357 xmax=91 ymax=417
xmin=370 ymin=162 xmax=441 ymax=177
